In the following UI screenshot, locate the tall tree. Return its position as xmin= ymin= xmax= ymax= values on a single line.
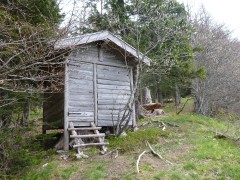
xmin=192 ymin=8 xmax=240 ymax=115
xmin=0 ymin=0 xmax=63 ymax=127
xmin=82 ymin=0 xmax=201 ymax=106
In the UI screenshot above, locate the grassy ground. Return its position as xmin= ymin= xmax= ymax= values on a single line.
xmin=20 ymin=100 xmax=240 ymax=179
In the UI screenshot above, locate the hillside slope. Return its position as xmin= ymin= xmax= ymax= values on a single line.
xmin=23 ymin=113 xmax=240 ymax=180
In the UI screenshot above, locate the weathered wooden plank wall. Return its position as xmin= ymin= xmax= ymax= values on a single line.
xmin=67 ymin=61 xmax=95 ymax=126
xmin=96 ymin=64 xmax=132 ymax=126
xmin=44 ymin=43 xmax=135 ymax=132
xmin=66 ymin=44 xmax=133 ymax=127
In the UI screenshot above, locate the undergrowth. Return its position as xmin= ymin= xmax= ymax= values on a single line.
xmin=0 ymin=129 xmax=58 ymax=178
xmin=1 ymin=98 xmax=240 ymax=179
xmin=23 ymin=162 xmax=79 ymax=180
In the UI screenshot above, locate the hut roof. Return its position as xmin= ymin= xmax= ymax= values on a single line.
xmin=54 ymin=31 xmax=151 ymax=65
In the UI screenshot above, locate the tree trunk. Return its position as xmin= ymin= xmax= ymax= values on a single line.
xmin=145 ymin=87 xmax=152 ymax=104
xmin=175 ymin=82 xmax=181 ymax=106
xmin=158 ymin=84 xmax=164 ymax=104
xmin=21 ymin=98 xmax=30 ymax=126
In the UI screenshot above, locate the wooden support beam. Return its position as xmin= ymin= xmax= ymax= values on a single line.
xmin=131 ymin=67 xmax=136 ymax=129
xmin=70 ymin=133 xmax=105 ymax=138
xmin=93 ymin=63 xmax=98 ymax=125
xmin=64 ymin=60 xmax=70 ymax=151
xmin=73 ymin=142 xmax=109 ymax=148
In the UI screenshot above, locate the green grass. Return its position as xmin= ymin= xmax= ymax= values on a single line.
xmin=83 ymin=165 xmax=108 ymax=180
xmin=11 ymin=98 xmax=240 ymax=179
xmin=61 ymin=166 xmax=79 ymax=180
xmin=109 ymin=127 xmax=168 ymax=153
xmin=23 ymin=162 xmax=58 ymax=180
xmin=159 ymin=114 xmax=240 ymax=179
xmin=23 ymin=162 xmax=79 ymax=180
xmin=183 ymin=162 xmax=197 ymax=170
xmin=19 ymin=113 xmax=240 ymax=179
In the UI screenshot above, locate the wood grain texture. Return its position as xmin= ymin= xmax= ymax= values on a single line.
xmin=67 ymin=61 xmax=95 ymax=126
xmin=68 ymin=116 xmax=94 ymax=122
xmin=98 ymin=120 xmax=132 ymax=126
xmin=96 ymin=64 xmax=132 ymax=126
xmin=64 ymin=60 xmax=69 ymax=150
xmin=97 ymin=79 xmax=130 ymax=86
xmin=93 ymin=63 xmax=98 ymax=125
xmin=44 ymin=44 xmax=136 ymax=129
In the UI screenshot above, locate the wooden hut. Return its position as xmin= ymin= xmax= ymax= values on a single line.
xmin=43 ymin=31 xmax=151 ymax=150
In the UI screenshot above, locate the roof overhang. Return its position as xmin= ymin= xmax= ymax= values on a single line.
xmin=54 ymin=31 xmax=151 ymax=65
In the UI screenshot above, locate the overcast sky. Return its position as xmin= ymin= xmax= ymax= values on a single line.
xmin=177 ymin=0 xmax=240 ymax=39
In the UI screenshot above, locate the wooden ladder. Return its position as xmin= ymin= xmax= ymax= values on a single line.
xmin=68 ymin=122 xmax=108 ymax=156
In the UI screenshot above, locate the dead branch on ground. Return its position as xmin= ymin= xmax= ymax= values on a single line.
xmin=136 ymin=150 xmax=147 ymax=173
xmin=147 ymin=141 xmax=173 ymax=165
xmin=136 ymin=141 xmax=173 ymax=173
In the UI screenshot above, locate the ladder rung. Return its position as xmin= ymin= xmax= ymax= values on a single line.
xmin=70 ymin=133 xmax=105 ymax=138
xmin=68 ymin=127 xmax=102 ymax=131
xmin=73 ymin=142 xmax=109 ymax=148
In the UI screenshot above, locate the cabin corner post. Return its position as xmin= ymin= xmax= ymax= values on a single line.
xmin=93 ymin=63 xmax=98 ymax=125
xmin=64 ymin=59 xmax=69 ymax=151
xmin=130 ymin=68 xmax=136 ymax=128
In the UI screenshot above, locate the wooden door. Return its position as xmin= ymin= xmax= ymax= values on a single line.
xmin=67 ymin=62 xmax=95 ymax=126
xmin=96 ymin=65 xmax=132 ymax=126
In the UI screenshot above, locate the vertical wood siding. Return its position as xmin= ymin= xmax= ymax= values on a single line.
xmin=44 ymin=44 xmax=135 ymax=128
xmin=67 ymin=62 xmax=95 ymax=126
xmin=96 ymin=64 xmax=132 ymax=126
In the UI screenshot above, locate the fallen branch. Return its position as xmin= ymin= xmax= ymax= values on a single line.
xmin=152 ymin=120 xmax=179 ymax=127
xmin=147 ymin=141 xmax=173 ymax=165
xmin=136 ymin=142 xmax=173 ymax=173
xmin=113 ymin=150 xmax=119 ymax=159
xmin=176 ymin=98 xmax=192 ymax=114
xmin=161 ymin=122 xmax=166 ymax=131
xmin=136 ymin=150 xmax=147 ymax=173
xmin=139 ymin=121 xmax=153 ymax=127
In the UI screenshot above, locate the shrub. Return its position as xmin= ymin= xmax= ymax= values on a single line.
xmin=0 ymin=128 xmax=47 ymax=178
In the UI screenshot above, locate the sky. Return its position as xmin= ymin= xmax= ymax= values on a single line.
xmin=177 ymin=0 xmax=240 ymax=39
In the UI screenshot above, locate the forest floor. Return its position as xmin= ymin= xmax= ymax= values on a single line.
xmin=17 ymin=100 xmax=240 ymax=179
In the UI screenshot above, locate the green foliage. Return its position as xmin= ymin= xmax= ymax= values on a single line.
xmin=0 ymin=0 xmax=62 ymax=129
xmin=82 ymin=0 xmax=202 ymax=102
xmin=109 ymin=127 xmax=168 ymax=152
xmin=0 ymin=0 xmax=62 ymax=25
xmin=0 ymin=128 xmax=48 ymax=177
